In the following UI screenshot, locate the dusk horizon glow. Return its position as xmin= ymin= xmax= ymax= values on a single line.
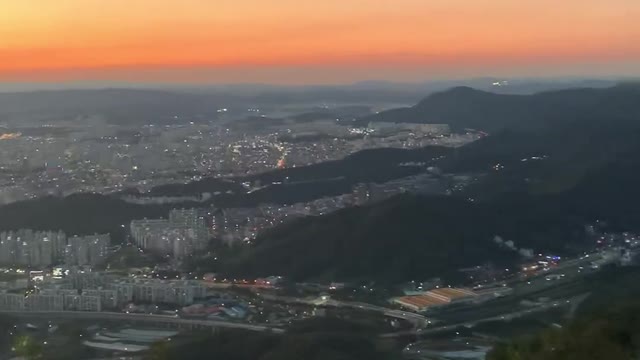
xmin=2 ymin=0 xmax=640 ymax=84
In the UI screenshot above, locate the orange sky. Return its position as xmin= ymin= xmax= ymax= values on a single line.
xmin=1 ymin=0 xmax=639 ymax=84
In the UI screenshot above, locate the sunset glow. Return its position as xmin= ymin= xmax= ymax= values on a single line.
xmin=1 ymin=0 xmax=639 ymax=83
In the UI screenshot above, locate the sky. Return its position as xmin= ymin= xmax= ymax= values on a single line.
xmin=1 ymin=0 xmax=639 ymax=84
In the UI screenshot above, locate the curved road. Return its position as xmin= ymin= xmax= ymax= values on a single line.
xmin=380 ymin=294 xmax=589 ymax=338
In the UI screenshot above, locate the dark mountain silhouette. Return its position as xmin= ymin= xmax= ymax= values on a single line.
xmin=432 ymin=96 xmax=640 ymax=233
xmin=362 ymin=84 xmax=640 ymax=132
xmin=222 ymin=84 xmax=640 ymax=281
xmin=488 ymin=298 xmax=640 ymax=360
xmin=223 ymin=194 xmax=559 ymax=282
xmin=289 ymin=105 xmax=372 ymax=123
xmin=222 ymin=155 xmax=640 ymax=282
xmin=0 ymin=193 xmax=171 ymax=241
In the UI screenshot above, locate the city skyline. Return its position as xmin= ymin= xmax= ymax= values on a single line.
xmin=2 ymin=0 xmax=640 ymax=84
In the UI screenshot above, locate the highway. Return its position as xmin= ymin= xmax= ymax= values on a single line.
xmin=326 ymin=299 xmax=427 ymax=324
xmin=258 ymin=294 xmax=427 ymax=325
xmin=0 ymin=295 xmax=428 ymax=336
xmin=0 ymin=310 xmax=285 ymax=334
xmin=380 ymin=294 xmax=589 ymax=338
xmin=255 ymin=254 xmax=602 ymax=329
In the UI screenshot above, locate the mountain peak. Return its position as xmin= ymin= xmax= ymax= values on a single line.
xmin=427 ymin=85 xmax=494 ymax=98
xmin=363 ymin=84 xmax=640 ymax=132
xmin=446 ymin=85 xmax=482 ymax=93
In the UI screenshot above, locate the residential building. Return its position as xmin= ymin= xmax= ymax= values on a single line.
xmin=0 ymin=293 xmax=25 ymax=311
xmin=64 ymin=294 xmax=101 ymax=312
xmin=24 ymin=294 xmax=64 ymax=311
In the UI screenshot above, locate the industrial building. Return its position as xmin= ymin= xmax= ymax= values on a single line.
xmin=392 ymin=288 xmax=478 ymax=312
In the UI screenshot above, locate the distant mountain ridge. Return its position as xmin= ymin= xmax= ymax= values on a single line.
xmin=362 ymin=83 xmax=640 ymax=132
xmin=0 ymin=88 xmax=222 ymax=124
xmin=0 ymin=79 xmax=620 ymax=124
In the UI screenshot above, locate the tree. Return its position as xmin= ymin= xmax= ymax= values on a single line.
xmin=13 ymin=335 xmax=42 ymax=360
xmin=145 ymin=340 xmax=170 ymax=360
xmin=487 ymin=304 xmax=640 ymax=360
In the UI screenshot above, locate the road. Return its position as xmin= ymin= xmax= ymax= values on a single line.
xmin=326 ymin=299 xmax=427 ymax=324
xmin=380 ymin=294 xmax=588 ymax=338
xmin=258 ymin=294 xmax=427 ymax=325
xmin=0 ymin=310 xmax=285 ymax=333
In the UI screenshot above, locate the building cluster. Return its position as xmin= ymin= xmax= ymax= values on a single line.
xmin=65 ymin=234 xmax=111 ymax=266
xmin=0 ymin=270 xmax=206 ymax=312
xmin=210 ymin=193 xmax=358 ymax=245
xmin=393 ymin=285 xmax=513 ymax=313
xmin=130 ymin=209 xmax=210 ymax=259
xmin=109 ymin=278 xmax=206 ymax=307
xmin=0 ymin=289 xmax=102 ymax=312
xmin=0 ymin=118 xmax=476 ymax=207
xmin=210 ymin=173 xmax=455 ymax=246
xmin=0 ymin=230 xmax=110 ymax=267
xmin=65 ymin=271 xmax=206 ymax=307
xmin=212 ymin=206 xmax=306 ymax=245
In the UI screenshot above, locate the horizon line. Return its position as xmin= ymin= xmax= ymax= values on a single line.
xmin=1 ymin=75 xmax=638 ymax=93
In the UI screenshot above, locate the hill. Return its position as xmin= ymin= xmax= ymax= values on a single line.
xmin=289 ymin=105 xmax=372 ymax=123
xmin=438 ymin=109 xmax=640 ymax=233
xmin=0 ymin=193 xmax=172 ymax=241
xmin=573 ymin=266 xmax=640 ymax=316
xmin=242 ymin=146 xmax=449 ymax=185
xmin=221 ymin=127 xmax=640 ymax=283
xmin=218 ymin=104 xmax=640 ymax=282
xmin=488 ymin=301 xmax=640 ymax=360
xmin=141 ymin=178 xmax=245 ymax=198
xmin=362 ymin=84 xmax=640 ymax=132
xmin=223 ymin=194 xmax=557 ymax=282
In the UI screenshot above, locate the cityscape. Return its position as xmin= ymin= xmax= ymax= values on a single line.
xmin=0 ymin=119 xmax=473 ymax=205
xmin=0 ymin=220 xmax=637 ymax=357
xmin=1 ymin=84 xmax=640 ymax=360
xmin=2 ymin=1 xmax=640 ymax=359
xmin=1 ymin=85 xmax=640 ymax=360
